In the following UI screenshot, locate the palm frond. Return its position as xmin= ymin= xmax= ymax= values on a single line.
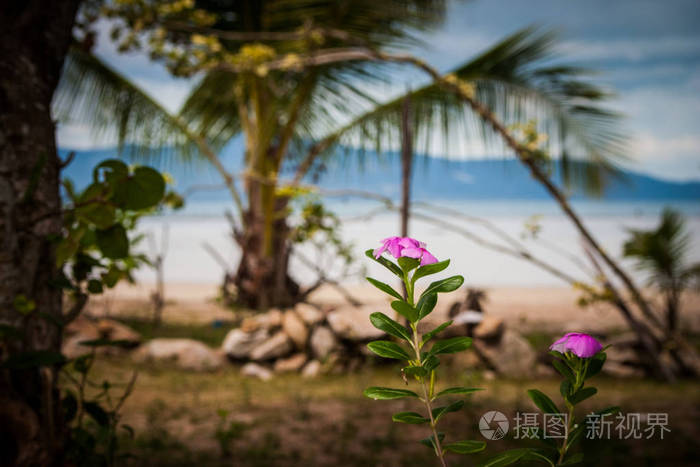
xmin=314 ymin=27 xmax=627 ymax=194
xmin=53 ymin=47 xmax=202 ymax=166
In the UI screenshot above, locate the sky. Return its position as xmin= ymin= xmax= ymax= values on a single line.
xmin=56 ymin=0 xmax=700 ymax=181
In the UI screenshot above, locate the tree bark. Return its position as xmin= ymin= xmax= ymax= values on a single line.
xmin=0 ymin=1 xmax=80 ymax=465
xmin=400 ymin=96 xmax=413 ymax=238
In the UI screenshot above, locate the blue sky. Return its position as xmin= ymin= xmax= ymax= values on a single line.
xmin=57 ymin=0 xmax=700 ymax=181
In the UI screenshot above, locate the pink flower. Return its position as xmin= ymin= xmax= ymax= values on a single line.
xmin=550 ymin=332 xmax=602 ymax=358
xmin=373 ymin=236 xmax=438 ymax=266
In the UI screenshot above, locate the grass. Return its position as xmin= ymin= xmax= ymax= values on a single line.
xmin=70 ymin=355 xmax=700 ymax=467
xmin=116 ymin=317 xmax=233 ymax=347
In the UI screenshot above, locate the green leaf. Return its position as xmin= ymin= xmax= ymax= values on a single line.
xmin=113 ymin=166 xmax=165 ymax=210
xmin=435 ymin=387 xmax=483 ymax=398
xmin=570 ymin=387 xmax=597 ymax=405
xmin=369 ymin=312 xmax=412 ymax=341
xmin=365 ymin=249 xmax=402 ymax=277
xmin=96 ymin=224 xmax=129 ymax=259
xmin=423 ymin=355 xmax=440 ymax=371
xmin=552 ymin=359 xmax=575 ymax=383
xmin=560 ymin=380 xmax=572 ymax=399
xmin=398 ymin=256 xmax=421 ymax=272
xmin=527 ymin=389 xmax=560 ymax=415
xmin=416 ymin=293 xmax=438 ymax=320
xmin=391 ymin=300 xmax=418 ymax=322
xmin=392 ymin=411 xmax=429 ymax=424
xmin=76 ymin=202 xmax=116 ymax=229
xmin=423 ymin=321 xmax=453 ymax=343
xmin=429 ymin=337 xmax=472 ymax=356
xmin=432 ymin=400 xmax=464 ymax=422
xmin=444 ymin=440 xmax=486 ymax=454
xmin=412 ymin=259 xmax=450 ymax=283
xmin=479 ymin=448 xmax=529 ymax=467
xmin=584 ymin=352 xmax=606 ymax=380
xmin=367 ymin=341 xmax=411 ymax=360
xmin=420 ymin=275 xmax=464 ymax=300
xmin=403 ymin=366 xmax=428 ymax=378
xmin=87 ymin=279 xmax=104 ymax=294
xmin=367 ymin=277 xmax=404 ymax=301
xmin=93 ymin=159 xmax=128 ymax=184
xmin=1 ymin=350 xmax=66 ymax=369
xmin=364 ymin=387 xmax=419 ymax=400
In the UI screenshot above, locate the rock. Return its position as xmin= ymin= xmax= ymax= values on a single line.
xmin=295 ymin=303 xmax=325 ymax=326
xmin=449 ymin=349 xmax=482 ymax=369
xmin=310 ymin=326 xmax=338 ymax=360
xmin=134 ymin=338 xmax=222 ymax=371
xmin=63 ymin=316 xmax=140 ymax=358
xmin=250 ymin=331 xmax=293 ymax=361
xmin=274 ymin=353 xmax=307 ymax=373
xmin=326 ymin=306 xmax=384 ymax=341
xmin=452 ymin=310 xmax=484 ymax=326
xmin=473 ymin=330 xmax=536 ymax=378
xmin=222 ymin=328 xmax=269 ymax=359
xmin=535 ymin=364 xmax=556 ymax=378
xmin=603 ymin=361 xmax=643 ymax=378
xmin=473 ymin=316 xmax=504 ymax=340
xmin=301 ymin=360 xmax=322 ymax=378
xmin=282 ymin=310 xmax=308 ymax=349
xmin=240 ymin=309 xmax=282 ymax=332
xmin=241 ymin=363 xmax=273 ymax=381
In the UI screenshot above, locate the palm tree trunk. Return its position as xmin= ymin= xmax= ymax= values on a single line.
xmin=400 ymin=96 xmax=413 ymax=238
xmin=0 ymin=1 xmax=81 ymax=464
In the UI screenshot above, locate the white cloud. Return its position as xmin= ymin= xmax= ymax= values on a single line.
xmin=559 ymin=36 xmax=700 ymax=63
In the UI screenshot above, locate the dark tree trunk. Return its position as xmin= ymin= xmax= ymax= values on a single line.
xmin=233 ymin=189 xmax=301 ymax=310
xmin=0 ymin=1 xmax=80 ymax=465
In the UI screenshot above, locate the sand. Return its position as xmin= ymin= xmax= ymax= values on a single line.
xmin=83 ymin=281 xmax=700 ymax=335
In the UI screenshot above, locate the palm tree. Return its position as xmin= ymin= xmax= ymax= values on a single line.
xmin=55 ymin=1 xmax=624 ymax=311
xmin=624 ymin=208 xmax=700 ymax=332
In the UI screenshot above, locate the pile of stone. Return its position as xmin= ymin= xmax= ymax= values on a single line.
xmin=221 ymin=303 xmax=385 ymax=379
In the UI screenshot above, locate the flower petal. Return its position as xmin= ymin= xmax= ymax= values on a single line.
xmin=400 ymin=247 xmax=423 ymax=259
xmin=419 ymin=249 xmax=438 ymax=265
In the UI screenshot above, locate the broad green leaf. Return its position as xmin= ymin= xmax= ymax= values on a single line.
xmin=423 ymin=321 xmax=453 ymax=343
xmin=364 ymin=387 xmax=418 ymax=400
xmin=113 ymin=166 xmax=165 ymax=210
xmin=412 ymin=259 xmax=450 ymax=283
xmin=432 ymin=399 xmax=464 ymax=422
xmin=569 ymin=387 xmax=597 ymax=405
xmin=416 ymin=293 xmax=438 ymax=320
xmin=479 ymin=448 xmax=528 ymax=467
xmin=560 ymin=380 xmax=572 ymax=399
xmin=435 ymin=387 xmax=483 ymax=398
xmin=444 ymin=440 xmax=486 ymax=454
xmin=527 ymin=389 xmax=560 ymax=415
xmin=93 ymin=159 xmax=128 ymax=184
xmin=429 ymin=337 xmax=472 ymax=356
xmin=367 ymin=277 xmax=404 ymax=301
xmin=1 ymin=350 xmax=66 ymax=369
xmin=398 ymin=256 xmax=420 ymax=272
xmin=391 ymin=300 xmax=418 ymax=322
xmin=392 ymin=411 xmax=429 ymax=424
xmin=96 ymin=224 xmax=129 ymax=259
xmin=367 ymin=341 xmax=411 ymax=360
xmin=76 ymin=202 xmax=116 ymax=229
xmin=365 ymin=249 xmax=402 ymax=277
xmin=369 ymin=312 xmax=412 ymax=341
xmin=420 ymin=275 xmax=464 ymax=300
xmin=584 ymin=352 xmax=606 ymax=380
xmin=552 ymin=359 xmax=575 ymax=383
xmin=403 ymin=366 xmax=428 ymax=378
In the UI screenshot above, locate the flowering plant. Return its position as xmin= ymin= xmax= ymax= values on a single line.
xmin=484 ymin=332 xmax=617 ymax=466
xmin=364 ymin=237 xmax=484 ymax=466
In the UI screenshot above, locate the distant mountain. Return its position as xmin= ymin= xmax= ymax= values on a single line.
xmin=59 ymin=147 xmax=700 ymax=201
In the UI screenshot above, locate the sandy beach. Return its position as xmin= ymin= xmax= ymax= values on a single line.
xmin=84 ymin=281 xmax=700 ymax=335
